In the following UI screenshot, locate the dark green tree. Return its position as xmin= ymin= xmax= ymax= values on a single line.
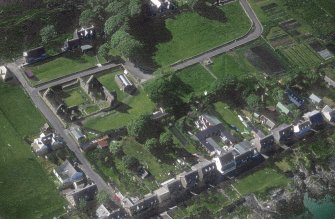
xmin=144 ymin=138 xmax=159 ymax=152
xmin=40 ymin=25 xmax=57 ymax=44
xmin=159 ymin=132 xmax=173 ymax=147
xmin=96 ymin=191 xmax=110 ymax=205
xmin=246 ymin=94 xmax=262 ymax=112
xmin=122 ymin=155 xmax=139 ymax=170
xmin=79 ymin=9 xmax=96 ymax=26
xmin=127 ymin=114 xmax=155 ymax=142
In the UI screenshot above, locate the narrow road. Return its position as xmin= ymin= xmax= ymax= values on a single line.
xmin=7 ymin=63 xmax=117 ymax=198
xmin=171 ymin=0 xmax=263 ymax=71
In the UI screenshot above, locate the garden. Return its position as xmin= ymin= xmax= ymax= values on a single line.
xmin=83 ymin=87 xmax=155 ymax=132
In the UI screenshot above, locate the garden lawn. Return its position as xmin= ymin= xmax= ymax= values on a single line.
xmin=0 ymin=84 xmax=65 ymax=218
xmin=98 ymin=70 xmax=127 ymax=101
xmin=209 ymin=51 xmax=258 ymax=80
xmin=64 ymin=87 xmax=90 ymax=107
xmin=154 ymin=2 xmax=251 ymax=66
xmin=84 ymin=88 xmax=155 ymax=132
xmin=234 ymin=168 xmax=290 ymax=195
xmin=178 ymin=64 xmax=215 ymax=97
xmin=28 ymin=54 xmax=99 ymax=85
xmin=214 ymin=102 xmax=245 ymax=131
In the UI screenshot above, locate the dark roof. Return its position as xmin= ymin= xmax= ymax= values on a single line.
xmin=68 ymin=184 xmax=97 ymax=206
xmin=258 ymin=134 xmax=275 ymax=149
xmin=195 ymin=123 xmax=237 ymax=152
xmin=287 ymin=89 xmax=304 ymax=107
xmin=163 ymin=179 xmax=183 ymax=194
xmin=26 ymin=47 xmax=46 ymax=58
xmin=306 ymin=111 xmax=324 ymax=126
xmin=65 ymin=38 xmax=81 ymax=50
xmin=180 ymin=170 xmax=199 ymax=188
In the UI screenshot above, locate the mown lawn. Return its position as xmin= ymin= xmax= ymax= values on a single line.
xmin=84 ymin=88 xmax=155 ymax=132
xmin=234 ymin=168 xmax=290 ymax=195
xmin=64 ymin=87 xmax=91 ymax=107
xmin=154 ymin=2 xmax=251 ymax=66
xmin=209 ymin=51 xmax=258 ymax=80
xmin=27 ymin=53 xmax=100 ymax=85
xmin=98 ymin=70 xmax=128 ymax=101
xmin=178 ymin=64 xmax=216 ymax=97
xmin=214 ymin=102 xmax=245 ymax=131
xmin=0 ymin=84 xmax=65 ymax=218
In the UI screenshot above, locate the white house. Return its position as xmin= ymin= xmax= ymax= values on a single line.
xmin=0 ymin=65 xmax=12 ymax=81
xmin=31 ymin=132 xmax=64 ymax=156
xmin=309 ymin=93 xmax=322 ymax=106
xmin=321 ymin=105 xmax=335 ymax=123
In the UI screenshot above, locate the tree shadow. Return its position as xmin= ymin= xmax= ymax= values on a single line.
xmin=194 ymin=0 xmax=227 ymax=23
xmin=114 ymin=102 xmax=132 ymax=113
xmin=128 ymin=12 xmax=173 ymax=69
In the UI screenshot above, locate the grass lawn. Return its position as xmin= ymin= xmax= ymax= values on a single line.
xmin=178 ymin=64 xmax=216 ymax=97
xmin=154 ymin=2 xmax=251 ymax=66
xmin=0 ymin=84 xmax=65 ymax=218
xmin=84 ymin=88 xmax=155 ymax=132
xmin=234 ymin=168 xmax=290 ymax=195
xmin=209 ymin=51 xmax=258 ymax=80
xmin=27 ymin=53 xmax=99 ymax=85
xmin=98 ymin=70 xmax=128 ymax=101
xmin=213 ymin=102 xmax=245 ymax=132
xmin=63 ymin=87 xmax=91 ymax=107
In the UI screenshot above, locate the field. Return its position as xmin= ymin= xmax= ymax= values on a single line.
xmin=0 ymin=84 xmax=65 ymax=218
xmin=177 ymin=64 xmax=216 ymax=97
xmin=83 ymin=87 xmax=155 ymax=132
xmin=154 ymin=2 xmax=251 ymax=66
xmin=98 ymin=70 xmax=128 ymax=101
xmin=279 ymin=43 xmax=322 ymax=69
xmin=63 ymin=87 xmax=91 ymax=107
xmin=26 ymin=53 xmax=101 ymax=85
xmin=234 ymin=168 xmax=290 ymax=195
xmin=87 ymin=137 xmax=185 ymax=197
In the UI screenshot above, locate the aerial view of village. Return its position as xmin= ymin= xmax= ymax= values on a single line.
xmin=1 ymin=0 xmax=335 ymax=218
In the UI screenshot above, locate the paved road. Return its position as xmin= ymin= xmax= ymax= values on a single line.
xmin=171 ymin=0 xmax=263 ymax=71
xmin=36 ymin=63 xmax=121 ymax=91
xmin=7 ymin=63 xmax=117 ymax=198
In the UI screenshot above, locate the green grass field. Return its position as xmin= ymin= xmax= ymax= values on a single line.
xmin=209 ymin=51 xmax=258 ymax=80
xmin=0 ymin=84 xmax=65 ymax=218
xmin=154 ymin=2 xmax=251 ymax=66
xmin=178 ymin=64 xmax=216 ymax=97
xmin=213 ymin=102 xmax=245 ymax=131
xmin=64 ymin=87 xmax=91 ymax=107
xmin=27 ymin=54 xmax=100 ymax=85
xmin=84 ymin=88 xmax=155 ymax=132
xmin=234 ymin=168 xmax=290 ymax=195
xmin=98 ymin=70 xmax=127 ymax=101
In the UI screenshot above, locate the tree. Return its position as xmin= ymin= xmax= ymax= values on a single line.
xmin=110 ymin=29 xmax=142 ymax=58
xmin=159 ymin=132 xmax=173 ymax=147
xmin=40 ymin=25 xmax=57 ymax=44
xmin=122 ymin=155 xmax=139 ymax=170
xmin=128 ymin=0 xmax=142 ymax=16
xmin=96 ymin=191 xmax=110 ymax=205
xmin=98 ymin=43 xmax=110 ymax=61
xmin=104 ymin=15 xmax=126 ymax=36
xmin=79 ymin=9 xmax=96 ymax=26
xmin=127 ymin=114 xmax=155 ymax=142
xmin=109 ymin=141 xmax=124 ymax=157
xmin=246 ymin=94 xmax=262 ymax=112
xmin=145 ymin=138 xmax=159 ymax=152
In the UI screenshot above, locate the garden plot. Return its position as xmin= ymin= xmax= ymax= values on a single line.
xmin=246 ymin=45 xmax=285 ymax=75
xmin=266 ymin=26 xmax=294 ymax=48
xmin=279 ymin=43 xmax=322 ymax=69
xmin=309 ymin=41 xmax=334 ymax=61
